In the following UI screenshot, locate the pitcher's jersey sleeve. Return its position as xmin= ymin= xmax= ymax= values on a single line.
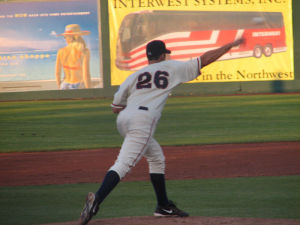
xmin=171 ymin=57 xmax=201 ymax=84
xmin=112 ymin=74 xmax=135 ymax=107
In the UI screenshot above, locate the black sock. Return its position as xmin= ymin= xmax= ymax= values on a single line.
xmin=150 ymin=173 xmax=169 ymax=206
xmin=95 ymin=170 xmax=120 ymax=205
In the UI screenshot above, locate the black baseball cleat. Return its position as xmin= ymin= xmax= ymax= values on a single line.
xmin=78 ymin=192 xmax=99 ymax=225
xmin=154 ymin=200 xmax=189 ymax=217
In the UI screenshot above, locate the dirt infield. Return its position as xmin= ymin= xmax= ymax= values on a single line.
xmin=43 ymin=216 xmax=300 ymax=225
xmin=1 ymin=141 xmax=300 ymax=225
xmin=1 ymin=142 xmax=300 ymax=186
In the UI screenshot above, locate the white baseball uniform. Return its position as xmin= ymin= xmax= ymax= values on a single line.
xmin=110 ymin=58 xmax=201 ymax=179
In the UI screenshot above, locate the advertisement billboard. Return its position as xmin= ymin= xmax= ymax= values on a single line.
xmin=0 ymin=0 xmax=102 ymax=92
xmin=109 ymin=0 xmax=294 ymax=85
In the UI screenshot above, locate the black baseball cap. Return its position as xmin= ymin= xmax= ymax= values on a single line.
xmin=146 ymin=40 xmax=171 ymax=59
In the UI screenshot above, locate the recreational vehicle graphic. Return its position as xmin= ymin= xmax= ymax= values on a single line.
xmin=116 ymin=10 xmax=286 ymax=71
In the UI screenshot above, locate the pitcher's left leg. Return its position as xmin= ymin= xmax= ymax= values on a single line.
xmin=144 ymin=138 xmax=189 ymax=217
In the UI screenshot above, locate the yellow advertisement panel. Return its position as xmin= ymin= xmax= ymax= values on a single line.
xmin=109 ymin=0 xmax=294 ymax=85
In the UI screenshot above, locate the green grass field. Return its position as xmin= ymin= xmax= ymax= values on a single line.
xmin=0 ymin=176 xmax=299 ymax=225
xmin=0 ymin=94 xmax=300 ymax=153
xmin=0 ymin=94 xmax=300 ymax=224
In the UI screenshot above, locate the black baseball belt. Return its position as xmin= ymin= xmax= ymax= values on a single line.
xmin=138 ymin=106 xmax=148 ymax=111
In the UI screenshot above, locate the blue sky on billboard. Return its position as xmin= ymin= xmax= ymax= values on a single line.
xmin=0 ymin=0 xmax=99 ymax=54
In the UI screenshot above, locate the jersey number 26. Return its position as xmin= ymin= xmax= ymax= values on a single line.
xmin=136 ymin=71 xmax=169 ymax=89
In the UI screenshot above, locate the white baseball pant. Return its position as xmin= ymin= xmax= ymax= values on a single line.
xmin=109 ymin=107 xmax=165 ymax=179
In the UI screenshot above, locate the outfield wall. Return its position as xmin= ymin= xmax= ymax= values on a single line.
xmin=0 ymin=0 xmax=299 ymax=101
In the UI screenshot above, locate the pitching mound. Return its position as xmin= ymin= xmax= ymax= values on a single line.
xmin=43 ymin=216 xmax=300 ymax=225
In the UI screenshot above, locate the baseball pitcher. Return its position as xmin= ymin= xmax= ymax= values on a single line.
xmin=79 ymin=37 xmax=245 ymax=225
